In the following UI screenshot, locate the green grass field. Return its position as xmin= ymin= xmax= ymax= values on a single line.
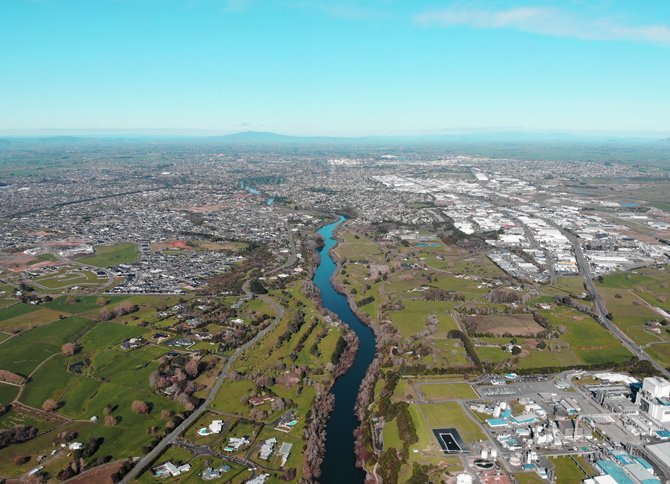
xmin=0 ymin=307 xmax=66 ymax=332
xmin=515 ymin=473 xmax=545 ymax=484
xmin=409 ymin=402 xmax=486 ymax=455
xmin=33 ymin=268 xmax=102 ymax=290
xmin=551 ymin=277 xmax=587 ymax=295
xmin=550 ymin=456 xmax=588 ymax=483
xmin=474 ymin=337 xmax=518 ymax=364
xmin=417 ymin=382 xmax=478 ymax=401
xmin=210 ymin=380 xmax=257 ymax=415
xmin=78 ymin=321 xmax=147 ymax=350
xmin=0 ymin=406 xmax=58 ymax=433
xmin=0 ymin=382 xmax=19 ymax=405
xmin=501 ymin=307 xmax=634 ymax=369
xmin=388 ymin=300 xmax=459 ymax=338
xmin=646 ymin=343 xmax=670 ymax=368
xmin=333 ymin=231 xmax=384 ymax=261
xmin=78 ymin=242 xmax=139 ymax=267
xmin=0 ymin=316 xmax=95 ymax=376
xmin=91 ymin=345 xmax=166 ymax=389
xmin=44 ymin=294 xmax=129 ymax=314
xmin=382 ymin=417 xmax=402 ymax=450
xmin=0 ymin=303 xmax=39 ymax=322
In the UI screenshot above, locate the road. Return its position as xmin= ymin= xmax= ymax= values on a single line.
xmin=565 ymin=230 xmax=670 ymax=378
xmin=267 ymin=220 xmax=297 ymax=276
xmin=174 ymin=441 xmax=275 ymax=472
xmin=121 ymin=222 xmax=297 ymax=482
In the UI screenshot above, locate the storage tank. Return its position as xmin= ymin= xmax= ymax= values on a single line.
xmin=456 ymin=474 xmax=473 ymax=484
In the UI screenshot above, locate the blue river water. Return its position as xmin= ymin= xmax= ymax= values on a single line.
xmin=313 ymin=216 xmax=376 ymax=483
xmin=240 ymin=182 xmax=273 ymax=206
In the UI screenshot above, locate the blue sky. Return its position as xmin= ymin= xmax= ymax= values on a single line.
xmin=1 ymin=0 xmax=669 ymax=136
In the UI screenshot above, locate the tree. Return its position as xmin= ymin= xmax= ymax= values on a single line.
xmin=98 ymin=308 xmax=113 ymax=321
xmin=114 ymin=300 xmax=138 ymax=317
xmin=96 ymin=296 xmax=108 ymax=306
xmin=511 ymin=346 xmax=522 ymax=356
xmin=104 ymin=415 xmax=118 ymax=426
xmin=249 ymin=279 xmax=268 ymax=295
xmin=61 ymin=342 xmax=77 ymax=356
xmin=42 ymin=399 xmax=58 ymax=412
xmin=184 ymin=358 xmax=199 ymax=378
xmin=0 ymin=370 xmax=25 ymax=385
xmin=131 ymin=400 xmax=149 ymax=414
xmin=14 ymin=455 xmax=29 ymax=465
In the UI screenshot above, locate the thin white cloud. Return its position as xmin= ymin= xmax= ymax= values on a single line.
xmin=414 ymin=6 xmax=670 ymax=46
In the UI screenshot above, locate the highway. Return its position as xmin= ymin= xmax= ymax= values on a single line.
xmin=565 ymin=230 xmax=670 ymax=378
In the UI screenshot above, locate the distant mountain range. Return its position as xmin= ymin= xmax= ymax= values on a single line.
xmin=1 ymin=131 xmax=669 ymax=146
xmin=206 ymin=130 xmax=670 ymax=145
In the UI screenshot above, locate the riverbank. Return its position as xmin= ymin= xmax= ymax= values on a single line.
xmin=326 ymin=224 xmax=384 ymax=475
xmin=312 ymin=217 xmax=377 ymax=484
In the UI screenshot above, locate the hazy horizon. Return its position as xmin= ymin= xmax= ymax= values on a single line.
xmin=0 ymin=128 xmax=668 ymax=141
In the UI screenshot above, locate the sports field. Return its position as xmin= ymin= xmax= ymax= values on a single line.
xmin=78 ymin=242 xmax=139 ymax=267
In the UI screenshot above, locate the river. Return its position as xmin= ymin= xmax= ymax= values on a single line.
xmin=313 ymin=216 xmax=377 ymax=483
xmin=240 ymin=182 xmax=273 ymax=206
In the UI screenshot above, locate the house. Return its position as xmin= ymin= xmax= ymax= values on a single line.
xmin=153 ymin=332 xmax=170 ymax=342
xmin=249 ymin=396 xmax=275 ymax=406
xmin=185 ymin=318 xmax=204 ymax=328
xmin=120 ymin=337 xmax=145 ymax=350
xmin=209 ymin=420 xmax=224 ymax=434
xmin=202 ymin=465 xmax=232 ymax=481
xmin=198 ymin=419 xmax=225 ymax=436
xmin=259 ymin=437 xmax=277 ymax=460
xmin=503 ymin=344 xmax=522 ymax=353
xmin=224 ymin=436 xmax=250 ymax=452
xmin=246 ymin=474 xmax=270 ymax=484
xmin=169 ymin=337 xmax=194 ymax=348
xmin=153 ymin=462 xmax=191 ymax=477
xmin=162 ymin=384 xmax=179 ymax=396
xmin=275 ymin=411 xmax=300 ymax=432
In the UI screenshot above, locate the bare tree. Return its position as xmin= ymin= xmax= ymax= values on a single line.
xmin=184 ymin=358 xmax=199 ymax=378
xmin=61 ymin=342 xmax=77 ymax=356
xmin=131 ymin=400 xmax=149 ymax=414
xmin=42 ymin=399 xmax=58 ymax=412
xmin=98 ymin=308 xmax=113 ymax=321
